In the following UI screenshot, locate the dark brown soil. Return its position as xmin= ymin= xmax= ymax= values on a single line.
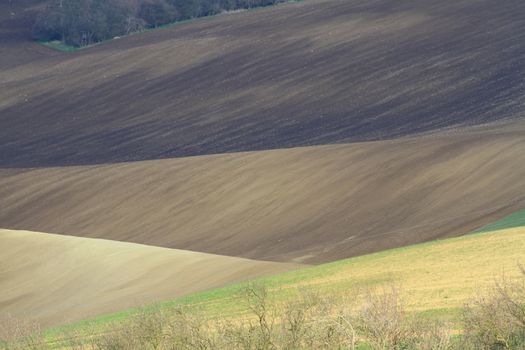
xmin=1 ymin=0 xmax=524 ymax=167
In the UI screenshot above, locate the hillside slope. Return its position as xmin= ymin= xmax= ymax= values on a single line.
xmin=2 ymin=123 xmax=525 ymax=264
xmin=0 ymin=229 xmax=299 ymax=327
xmin=47 ymin=217 xmax=525 ymax=337
xmin=1 ymin=0 xmax=525 ymax=167
xmin=0 ymin=0 xmax=53 ymax=69
xmin=150 ymin=224 xmax=525 ymax=323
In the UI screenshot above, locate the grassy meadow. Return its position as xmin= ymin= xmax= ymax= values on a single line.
xmin=161 ymin=225 xmax=525 ymax=323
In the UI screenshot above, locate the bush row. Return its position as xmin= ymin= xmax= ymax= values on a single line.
xmin=2 ymin=267 xmax=524 ymax=349
xmin=32 ymin=0 xmax=286 ymax=47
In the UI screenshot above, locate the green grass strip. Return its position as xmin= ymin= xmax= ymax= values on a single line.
xmin=474 ymin=208 xmax=525 ymax=233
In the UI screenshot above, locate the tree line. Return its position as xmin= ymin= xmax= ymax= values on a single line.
xmin=32 ymin=0 xmax=285 ymax=47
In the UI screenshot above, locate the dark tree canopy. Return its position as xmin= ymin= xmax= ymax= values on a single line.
xmin=32 ymin=0 xmax=286 ymax=46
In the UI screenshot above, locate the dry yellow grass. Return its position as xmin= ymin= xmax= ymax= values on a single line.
xmin=298 ymin=227 xmax=525 ymax=311
xmin=0 ymin=229 xmax=299 ymax=328
xmin=147 ymin=226 xmax=525 ymax=327
xmin=257 ymin=226 xmax=525 ymax=314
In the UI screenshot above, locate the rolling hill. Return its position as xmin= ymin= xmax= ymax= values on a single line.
xmin=42 ymin=215 xmax=525 ymax=337
xmin=0 ymin=229 xmax=299 ymax=328
xmin=160 ymin=224 xmax=525 ymax=325
xmin=156 ymin=227 xmax=525 ymax=323
xmin=2 ymin=122 xmax=525 ymax=264
xmin=2 ymin=0 xmax=525 ymax=340
xmin=1 ymin=0 xmax=524 ymax=167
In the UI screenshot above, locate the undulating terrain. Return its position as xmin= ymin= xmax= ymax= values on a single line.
xmin=1 ymin=0 xmax=525 ymax=335
xmin=117 ymin=220 xmax=525 ymax=326
xmin=2 ymin=122 xmax=525 ymax=264
xmin=1 ymin=0 xmax=524 ymax=167
xmin=0 ymin=229 xmax=299 ymax=327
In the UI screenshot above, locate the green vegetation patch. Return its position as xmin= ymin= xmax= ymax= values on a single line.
xmin=38 ymin=40 xmax=82 ymax=52
xmin=474 ymin=207 xmax=525 ymax=233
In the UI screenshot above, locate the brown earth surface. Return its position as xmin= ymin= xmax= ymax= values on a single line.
xmin=0 ymin=0 xmax=54 ymax=69
xmin=2 ymin=122 xmax=525 ymax=264
xmin=2 ymin=0 xmax=525 ymax=329
xmin=1 ymin=0 xmax=524 ymax=167
xmin=0 ymin=229 xmax=299 ymax=328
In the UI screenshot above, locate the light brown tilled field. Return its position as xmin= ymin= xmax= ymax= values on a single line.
xmin=0 ymin=229 xmax=300 ymax=327
xmin=2 ymin=122 xmax=525 ymax=264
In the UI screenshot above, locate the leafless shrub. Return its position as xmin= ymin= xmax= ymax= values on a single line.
xmin=462 ymin=267 xmax=525 ymax=349
xmin=166 ymin=305 xmax=223 ymax=349
xmin=0 ymin=315 xmax=47 ymax=350
xmin=305 ymin=307 xmax=357 ymax=349
xmin=355 ymin=286 xmax=408 ymax=349
xmin=406 ymin=318 xmax=453 ymax=350
xmin=355 ymin=286 xmax=452 ymax=350
xmin=92 ymin=329 xmax=135 ymax=350
xmin=221 ymin=284 xmax=357 ymax=349
xmin=280 ymin=290 xmax=321 ymax=348
xmin=0 ymin=283 xmax=462 ymax=350
xmin=59 ymin=328 xmax=98 ymax=350
xmin=220 ymin=282 xmax=277 ymax=350
xmin=91 ymin=307 xmax=170 ymax=350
